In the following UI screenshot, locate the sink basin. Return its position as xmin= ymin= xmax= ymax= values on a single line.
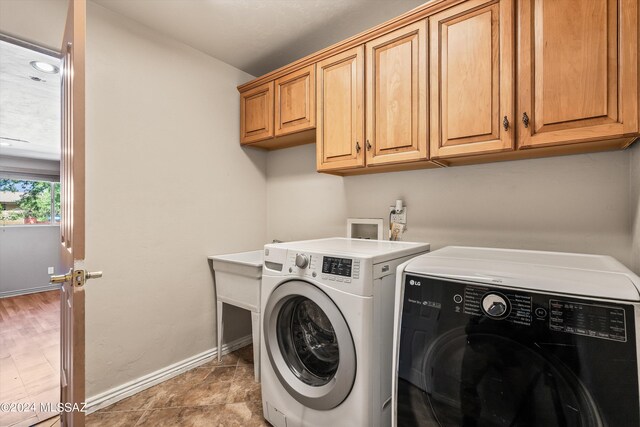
xmin=209 ymin=249 xmax=263 ymax=311
xmin=210 ymin=250 xmax=263 ymax=277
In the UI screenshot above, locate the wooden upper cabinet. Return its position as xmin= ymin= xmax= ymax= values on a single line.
xmin=238 ymin=0 xmax=638 ymax=168
xmin=240 ymin=81 xmax=274 ymax=144
xmin=429 ymin=0 xmax=514 ymax=159
xmin=517 ymin=0 xmax=638 ymax=148
xmin=365 ymin=21 xmax=428 ymax=166
xmin=316 ymin=47 xmax=365 ymax=171
xmin=275 ymin=65 xmax=316 ymax=136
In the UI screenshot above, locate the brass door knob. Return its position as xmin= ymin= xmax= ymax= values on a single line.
xmin=50 ymin=269 xmax=102 ymax=286
xmin=50 ymin=272 xmax=72 ymax=284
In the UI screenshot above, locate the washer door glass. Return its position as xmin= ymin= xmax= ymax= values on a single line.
xmin=277 ymin=297 xmax=340 ymax=386
xmin=264 ymin=280 xmax=356 ymax=410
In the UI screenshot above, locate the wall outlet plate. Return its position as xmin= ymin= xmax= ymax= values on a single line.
xmin=48 ymin=267 xmax=54 ymax=274
xmin=389 ymin=206 xmax=407 ymax=224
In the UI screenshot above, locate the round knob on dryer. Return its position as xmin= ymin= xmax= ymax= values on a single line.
xmin=295 ymin=254 xmax=309 ymax=269
xmin=482 ymin=293 xmax=510 ymax=318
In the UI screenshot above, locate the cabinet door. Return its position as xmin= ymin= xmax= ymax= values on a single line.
xmin=429 ymin=0 xmax=514 ymax=159
xmin=240 ymin=81 xmax=274 ymax=144
xmin=275 ymin=65 xmax=316 ymax=136
xmin=518 ymin=0 xmax=638 ymax=148
xmin=365 ymin=21 xmax=428 ymax=166
xmin=316 ymin=47 xmax=365 ymax=171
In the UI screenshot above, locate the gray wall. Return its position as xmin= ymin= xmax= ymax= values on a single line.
xmin=631 ymin=143 xmax=640 ymax=274
xmin=0 ymin=0 xmax=66 ymax=51
xmin=0 ymin=225 xmax=61 ymax=297
xmin=0 ymin=156 xmax=60 ymax=181
xmin=83 ymin=3 xmax=267 ymax=397
xmin=267 ymin=144 xmax=637 ymax=273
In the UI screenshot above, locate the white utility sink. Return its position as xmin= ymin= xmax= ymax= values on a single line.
xmin=209 ymin=250 xmax=263 ymax=382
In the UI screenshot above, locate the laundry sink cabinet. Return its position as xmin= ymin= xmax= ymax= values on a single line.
xmin=209 ymin=250 xmax=263 ymax=382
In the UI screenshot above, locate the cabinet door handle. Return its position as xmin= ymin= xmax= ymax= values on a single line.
xmin=522 ymin=112 xmax=529 ymax=128
xmin=355 ymin=141 xmax=361 ymax=153
xmin=503 ymin=116 xmax=509 ymax=131
xmin=366 ymin=140 xmax=372 ymax=151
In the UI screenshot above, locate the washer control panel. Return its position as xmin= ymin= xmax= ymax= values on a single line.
xmin=285 ymin=252 xmax=361 ymax=285
xmin=295 ymin=253 xmax=309 ymax=269
xmin=321 ymin=256 xmax=352 ymax=277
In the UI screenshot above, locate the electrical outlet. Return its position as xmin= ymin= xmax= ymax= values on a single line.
xmin=389 ymin=207 xmax=407 ymax=224
xmin=48 ymin=267 xmax=54 ymax=274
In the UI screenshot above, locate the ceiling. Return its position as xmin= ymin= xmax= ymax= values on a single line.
xmin=0 ymin=40 xmax=61 ymax=160
xmin=92 ymin=0 xmax=427 ymax=77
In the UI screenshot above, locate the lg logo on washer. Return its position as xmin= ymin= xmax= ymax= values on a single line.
xmin=409 ymin=279 xmax=421 ymax=286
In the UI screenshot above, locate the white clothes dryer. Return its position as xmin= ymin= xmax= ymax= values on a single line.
xmin=261 ymin=238 xmax=429 ymax=427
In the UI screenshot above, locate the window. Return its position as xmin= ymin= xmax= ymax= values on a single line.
xmin=0 ymin=179 xmax=60 ymax=225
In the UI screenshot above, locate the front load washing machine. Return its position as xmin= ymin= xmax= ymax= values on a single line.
xmin=261 ymin=238 xmax=430 ymax=427
xmin=392 ymin=246 xmax=640 ymax=427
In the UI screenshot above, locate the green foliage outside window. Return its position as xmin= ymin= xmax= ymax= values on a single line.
xmin=0 ymin=179 xmax=61 ymax=224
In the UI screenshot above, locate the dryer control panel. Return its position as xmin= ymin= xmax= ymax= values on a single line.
xmin=462 ymin=285 xmax=533 ymax=326
xmin=549 ymin=300 xmax=627 ymax=342
xmin=403 ymin=274 xmax=632 ymax=343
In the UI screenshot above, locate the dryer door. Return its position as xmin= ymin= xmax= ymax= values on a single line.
xmin=263 ymin=280 xmax=356 ymax=410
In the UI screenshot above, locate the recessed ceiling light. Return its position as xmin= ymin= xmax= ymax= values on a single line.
xmin=0 ymin=142 xmax=11 ymax=147
xmin=30 ymin=60 xmax=59 ymax=74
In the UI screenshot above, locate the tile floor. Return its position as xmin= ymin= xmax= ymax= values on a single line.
xmin=30 ymin=416 xmax=60 ymax=427
xmin=86 ymin=345 xmax=268 ymax=426
xmin=0 ymin=291 xmax=60 ymax=427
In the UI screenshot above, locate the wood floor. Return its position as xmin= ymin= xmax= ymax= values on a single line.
xmin=87 ymin=344 xmax=267 ymax=426
xmin=0 ymin=291 xmax=61 ymax=427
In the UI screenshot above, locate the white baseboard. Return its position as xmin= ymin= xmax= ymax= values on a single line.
xmin=0 ymin=284 xmax=60 ymax=299
xmin=85 ymin=334 xmax=253 ymax=414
